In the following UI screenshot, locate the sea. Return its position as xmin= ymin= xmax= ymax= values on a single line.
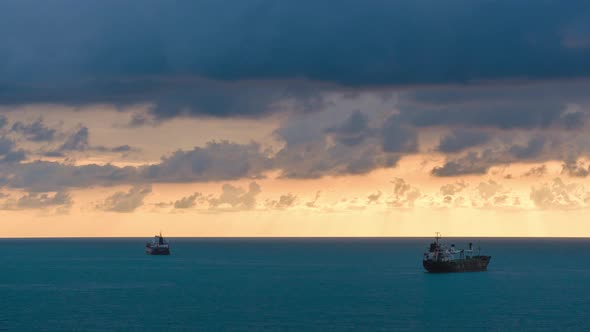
xmin=1 ymin=238 xmax=589 ymax=331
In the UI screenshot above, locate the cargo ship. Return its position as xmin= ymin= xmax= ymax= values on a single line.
xmin=422 ymin=233 xmax=490 ymax=273
xmin=146 ymin=232 xmax=170 ymax=255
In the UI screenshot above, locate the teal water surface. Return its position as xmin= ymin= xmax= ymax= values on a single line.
xmin=1 ymin=238 xmax=589 ymax=331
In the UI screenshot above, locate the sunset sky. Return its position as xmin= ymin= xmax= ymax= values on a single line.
xmin=1 ymin=1 xmax=590 ymax=237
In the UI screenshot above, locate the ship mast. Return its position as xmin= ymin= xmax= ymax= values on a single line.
xmin=435 ymin=232 xmax=441 ymax=245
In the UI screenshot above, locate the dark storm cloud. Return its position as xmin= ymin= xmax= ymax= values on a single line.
xmin=437 ymin=129 xmax=492 ymax=153
xmin=325 ymin=110 xmax=371 ymax=146
xmin=562 ymin=111 xmax=586 ymax=130
xmin=0 ymin=75 xmax=324 ymax=120
xmin=1 ymin=0 xmax=589 ymax=116
xmin=400 ymin=81 xmax=590 ymax=130
xmin=432 ymin=149 xmax=502 ymax=177
xmin=400 ymin=101 xmax=569 ymax=129
xmin=381 ymin=116 xmax=418 ymax=153
xmin=508 ymin=137 xmax=546 ymax=159
xmin=432 ymin=137 xmax=553 ymax=177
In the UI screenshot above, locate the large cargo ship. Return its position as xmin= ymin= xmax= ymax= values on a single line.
xmin=146 ymin=232 xmax=170 ymax=255
xmin=422 ymin=233 xmax=490 ymax=273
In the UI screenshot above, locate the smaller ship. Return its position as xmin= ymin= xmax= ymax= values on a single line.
xmin=423 ymin=233 xmax=490 ymax=273
xmin=145 ymin=232 xmax=170 ymax=255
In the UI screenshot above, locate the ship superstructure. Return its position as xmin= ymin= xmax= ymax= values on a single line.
xmin=145 ymin=232 xmax=170 ymax=255
xmin=422 ymin=233 xmax=490 ymax=272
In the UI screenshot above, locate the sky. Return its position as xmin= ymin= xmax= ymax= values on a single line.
xmin=1 ymin=0 xmax=590 ymax=237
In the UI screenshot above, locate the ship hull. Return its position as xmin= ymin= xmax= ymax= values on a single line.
xmin=145 ymin=247 xmax=170 ymax=255
xmin=423 ymin=256 xmax=491 ymax=273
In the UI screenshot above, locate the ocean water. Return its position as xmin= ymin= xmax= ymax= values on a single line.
xmin=1 ymin=238 xmax=590 ymax=331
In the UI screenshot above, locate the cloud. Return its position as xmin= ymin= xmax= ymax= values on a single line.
xmin=0 ymin=136 xmax=26 ymax=164
xmin=92 ymin=144 xmax=139 ymax=156
xmin=530 ymin=178 xmax=589 ymax=209
xmin=432 ymin=150 xmax=494 ymax=177
xmin=305 ymin=191 xmax=321 ymax=208
xmin=1 ymin=1 xmax=587 ymax=125
xmin=98 ymin=185 xmax=152 ymax=212
xmin=508 ymin=137 xmax=546 ymax=159
xmin=437 ymin=129 xmax=491 ymax=153
xmin=523 ymin=165 xmax=548 ymax=177
xmin=275 ymin=141 xmax=400 ymax=179
xmin=59 ymin=126 xmax=89 ymax=151
xmin=325 ymin=110 xmax=371 ymax=146
xmin=1 ymin=150 xmax=26 ymax=163
xmin=477 ymin=180 xmax=504 ymax=200
xmin=388 ymin=178 xmax=421 ymax=208
xmin=562 ymin=17 xmax=590 ymax=49
xmin=42 ymin=125 xmax=138 ymax=157
xmin=401 ymin=81 xmax=590 ymax=130
xmin=440 ymin=181 xmax=468 ymax=196
xmin=381 ymin=116 xmax=418 ymax=153
xmin=208 ymin=182 xmax=261 ymax=211
xmin=0 ymin=161 xmax=139 ymax=191
xmin=0 ymin=77 xmax=324 ymax=120
xmin=126 ymin=112 xmax=159 ymax=128
xmin=265 ymin=193 xmax=297 ymax=209
xmin=0 ymin=137 xmax=16 ymax=155
xmin=561 ymin=110 xmax=586 ymax=130
xmin=1 ymin=190 xmax=72 ymax=210
xmin=341 ymin=197 xmax=366 ymax=211
xmin=1 ymin=1 xmax=589 ymax=94
xmin=367 ymin=191 xmax=382 ymax=204
xmin=432 ymin=137 xmax=556 ymax=177
xmin=11 ymin=118 xmax=57 ymax=142
xmin=173 ymin=192 xmax=201 ymax=209
xmin=144 ymin=141 xmax=271 ymax=182
xmin=273 ymin=111 xmax=409 ymax=179
xmin=561 ymin=159 xmax=590 ymax=177
xmin=0 ymin=141 xmax=271 ymax=191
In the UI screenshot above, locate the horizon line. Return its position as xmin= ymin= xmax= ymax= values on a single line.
xmin=3 ymin=235 xmax=590 ymax=239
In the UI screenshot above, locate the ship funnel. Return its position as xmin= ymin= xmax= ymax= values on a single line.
xmin=469 ymin=242 xmax=473 ymax=249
